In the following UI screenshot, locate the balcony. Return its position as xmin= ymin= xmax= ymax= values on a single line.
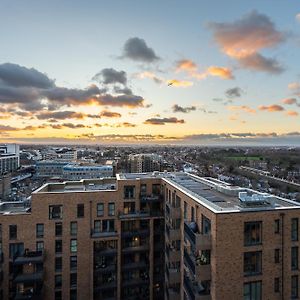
xmin=166 ymin=202 xmax=181 ymax=219
xmin=14 ymin=272 xmax=43 ymax=284
xmin=95 ymin=248 xmax=117 ymax=256
xmin=94 ymin=281 xmax=117 ymax=291
xmin=166 ymin=224 xmax=181 ymax=240
xmin=91 ymin=230 xmax=118 ymax=239
xmin=140 ymin=195 xmax=162 ymax=202
xmin=13 ymin=250 xmax=44 ymax=265
xmin=122 ymin=244 xmax=149 ymax=253
xmin=184 ymin=276 xmax=211 ymax=300
xmin=167 ymin=287 xmax=181 ymax=300
xmin=122 ymin=278 xmax=149 ymax=287
xmin=94 ymin=264 xmax=116 ymax=274
xmin=14 ymin=290 xmax=42 ymax=300
xmin=122 ymin=261 xmax=149 ymax=270
xmin=119 ymin=211 xmax=150 ymax=219
xmin=184 ymin=249 xmax=211 ymax=281
xmin=166 ymin=246 xmax=181 ymax=262
xmin=121 ymin=229 xmax=149 ymax=238
xmin=184 ymin=222 xmax=211 ymax=251
xmin=166 ymin=267 xmax=181 ymax=285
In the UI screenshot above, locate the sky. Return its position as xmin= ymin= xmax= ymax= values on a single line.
xmin=0 ymin=0 xmax=299 ymax=145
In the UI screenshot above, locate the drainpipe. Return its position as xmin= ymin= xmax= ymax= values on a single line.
xmin=280 ymin=213 xmax=285 ymax=300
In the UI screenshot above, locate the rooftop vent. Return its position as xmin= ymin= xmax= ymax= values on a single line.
xmin=239 ymin=192 xmax=269 ymax=206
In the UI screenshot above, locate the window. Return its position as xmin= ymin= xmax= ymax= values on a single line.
xmin=9 ymin=243 xmax=24 ymax=258
xmin=70 ymin=222 xmax=77 ymax=236
xmin=292 ymin=275 xmax=299 ymax=299
xmin=275 ymin=219 xmax=280 ymax=234
xmin=274 ymin=249 xmax=280 ymax=263
xmin=77 ymin=204 xmax=84 ymax=218
xmin=55 ymin=223 xmax=62 ymax=237
xmin=124 ymin=186 xmax=135 ymax=199
xmin=55 ymin=291 xmax=62 ymax=300
xmin=244 ymin=222 xmax=262 ymax=246
xmin=36 ymin=241 xmax=44 ymax=251
xmin=55 ymin=257 xmax=62 ymax=272
xmin=108 ymin=203 xmax=115 ymax=216
xmin=244 ymin=251 xmax=262 ymax=276
xmin=152 ymin=184 xmax=160 ymax=195
xmin=49 ymin=205 xmax=63 ymax=219
xmin=103 ymin=220 xmax=115 ymax=232
xmin=140 ymin=184 xmax=147 ymax=196
xmin=243 ymin=281 xmax=262 ymax=300
xmin=70 ymin=256 xmax=77 ymax=271
xmin=274 ymin=277 xmax=280 ymax=293
xmin=70 ymin=289 xmax=77 ymax=300
xmin=55 ymin=275 xmax=62 ymax=288
xmin=94 ymin=220 xmax=101 ymax=233
xmin=36 ymin=224 xmax=44 ymax=238
xmin=292 ymin=247 xmax=298 ymax=270
xmin=9 ymin=225 xmax=17 ymax=240
xmin=191 ymin=207 xmax=195 ymax=222
xmin=198 ymin=250 xmax=211 ymax=265
xmin=70 ymin=273 xmax=77 ymax=287
xmin=184 ymin=201 xmax=187 ymax=220
xmin=70 ymin=239 xmax=77 ymax=253
xmin=55 ymin=240 xmax=62 ymax=254
xmin=292 ymin=218 xmax=298 ymax=241
xmin=202 ymin=215 xmax=211 ymax=234
xmin=97 ymin=203 xmax=104 ymax=217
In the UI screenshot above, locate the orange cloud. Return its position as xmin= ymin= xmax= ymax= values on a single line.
xmin=281 ymin=98 xmax=298 ymax=105
xmin=167 ymin=79 xmax=193 ymax=87
xmin=288 ymin=82 xmax=300 ymax=90
xmin=286 ymin=110 xmax=299 ymax=117
xmin=176 ymin=59 xmax=197 ymax=72
xmin=228 ymin=105 xmax=256 ymax=113
xmin=206 ymin=66 xmax=234 ymax=80
xmin=259 ymin=105 xmax=285 ymax=112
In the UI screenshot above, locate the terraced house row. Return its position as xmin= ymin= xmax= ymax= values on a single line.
xmin=0 ymin=172 xmax=300 ymax=299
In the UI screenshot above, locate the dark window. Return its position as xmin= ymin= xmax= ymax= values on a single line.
xmin=191 ymin=207 xmax=195 ymax=222
xmin=70 ymin=239 xmax=77 ymax=253
xmin=9 ymin=225 xmax=17 ymax=240
xmin=77 ymin=204 xmax=84 ymax=218
xmin=97 ymin=203 xmax=104 ymax=217
xmin=124 ymin=186 xmax=135 ymax=199
xmin=108 ymin=203 xmax=115 ymax=216
xmin=55 ymin=275 xmax=62 ymax=288
xmin=243 ymin=281 xmax=262 ymax=300
xmin=55 ymin=257 xmax=62 ymax=272
xmin=140 ymin=184 xmax=147 ymax=196
xmin=292 ymin=218 xmax=299 ymax=241
xmin=55 ymin=240 xmax=62 ymax=254
xmin=274 ymin=249 xmax=280 ymax=263
xmin=55 ymin=223 xmax=62 ymax=237
xmin=275 ymin=219 xmax=280 ymax=234
xmin=9 ymin=243 xmax=24 ymax=258
xmin=244 ymin=222 xmax=262 ymax=246
xmin=244 ymin=251 xmax=262 ymax=276
xmin=292 ymin=247 xmax=298 ymax=270
xmin=70 ymin=273 xmax=77 ymax=287
xmin=55 ymin=291 xmax=62 ymax=300
xmin=202 ymin=215 xmax=211 ymax=234
xmin=152 ymin=184 xmax=160 ymax=195
xmin=36 ymin=224 xmax=44 ymax=238
xmin=274 ymin=277 xmax=280 ymax=293
xmin=70 ymin=289 xmax=77 ymax=300
xmin=36 ymin=241 xmax=44 ymax=251
xmin=70 ymin=222 xmax=77 ymax=236
xmin=184 ymin=201 xmax=187 ymax=220
xmin=70 ymin=256 xmax=77 ymax=271
xmin=102 ymin=220 xmax=115 ymax=232
xmin=292 ymin=275 xmax=299 ymax=299
xmin=49 ymin=205 xmax=63 ymax=219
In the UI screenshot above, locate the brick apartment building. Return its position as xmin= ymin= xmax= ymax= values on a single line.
xmin=0 ymin=172 xmax=300 ymax=300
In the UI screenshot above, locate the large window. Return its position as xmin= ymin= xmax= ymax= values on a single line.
xmin=243 ymin=281 xmax=262 ymax=300
xmin=36 ymin=241 xmax=44 ymax=251
xmin=55 ymin=275 xmax=62 ymax=288
xmin=292 ymin=218 xmax=299 ymax=241
xmin=244 ymin=222 xmax=262 ymax=246
xmin=9 ymin=225 xmax=17 ymax=240
xmin=9 ymin=243 xmax=24 ymax=258
xmin=244 ymin=251 xmax=262 ymax=276
xmin=124 ymin=186 xmax=135 ymax=199
xmin=108 ymin=203 xmax=115 ymax=216
xmin=292 ymin=275 xmax=299 ymax=299
xmin=97 ymin=203 xmax=104 ymax=217
xmin=77 ymin=204 xmax=84 ymax=218
xmin=292 ymin=247 xmax=298 ymax=270
xmin=49 ymin=205 xmax=63 ymax=219
xmin=55 ymin=223 xmax=63 ymax=237
xmin=36 ymin=223 xmax=44 ymax=238
xmin=55 ymin=257 xmax=62 ymax=272
xmin=55 ymin=240 xmax=62 ymax=254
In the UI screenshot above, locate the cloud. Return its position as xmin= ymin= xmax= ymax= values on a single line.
xmin=116 ymin=122 xmax=136 ymax=128
xmin=92 ymin=68 xmax=127 ymax=85
xmin=172 ymin=104 xmax=196 ymax=113
xmin=296 ymin=13 xmax=300 ymax=23
xmin=208 ymin=10 xmax=286 ymax=73
xmin=286 ymin=110 xmax=299 ymax=117
xmin=144 ymin=117 xmax=185 ymax=125
xmin=113 ymin=86 xmax=133 ymax=95
xmin=167 ymin=79 xmax=193 ymax=87
xmin=206 ymin=66 xmax=234 ymax=79
xmin=288 ymin=82 xmax=300 ymax=90
xmin=258 ymin=104 xmax=285 ymax=112
xmin=228 ymin=105 xmax=256 ymax=113
xmin=137 ymin=71 xmax=164 ymax=84
xmin=281 ymin=98 xmax=298 ymax=105
xmin=0 ymin=63 xmax=54 ymax=88
xmin=176 ymin=59 xmax=198 ymax=73
xmin=122 ymin=37 xmax=160 ymax=63
xmin=225 ymin=87 xmax=244 ymax=98
xmin=36 ymin=111 xmax=87 ymax=120
xmin=100 ymin=110 xmax=121 ymax=118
